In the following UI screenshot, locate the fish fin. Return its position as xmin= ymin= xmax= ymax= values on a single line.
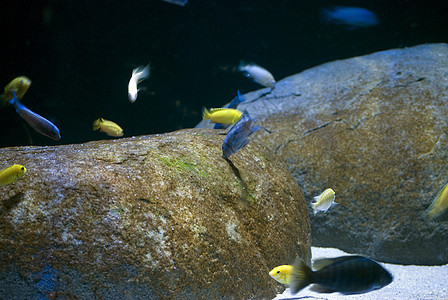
xmin=314 ymin=255 xmax=365 ymax=271
xmin=236 ymin=90 xmax=243 ymax=102
xmin=8 ymin=92 xmax=20 ymax=109
xmin=210 ymin=107 xmax=236 ymax=113
xmin=425 ymin=182 xmax=448 ymax=220
xmin=241 ymin=139 xmax=251 ymax=149
xmin=214 ymin=123 xmax=230 ymax=130
xmin=251 ymin=126 xmax=261 ymax=134
xmin=202 ymin=107 xmax=210 ymax=120
xmin=134 ymin=64 xmax=151 ymax=79
xmin=312 ymin=258 xmax=337 ymax=271
xmin=290 ymin=259 xmax=313 ymax=294
xmin=309 ymin=284 xmax=337 ymax=293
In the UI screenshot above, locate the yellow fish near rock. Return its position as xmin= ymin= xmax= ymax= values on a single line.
xmin=93 ymin=118 xmax=124 ymax=137
xmin=1 ymin=76 xmax=32 ymax=107
xmin=426 ymin=182 xmax=448 ymax=220
xmin=269 ymin=265 xmax=293 ymax=285
xmin=312 ymin=188 xmax=337 ymax=215
xmin=0 ymin=164 xmax=26 ymax=186
xmin=202 ymin=108 xmax=242 ymax=125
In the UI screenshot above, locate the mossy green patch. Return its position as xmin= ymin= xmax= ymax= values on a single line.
xmin=159 ymin=156 xmax=210 ymax=178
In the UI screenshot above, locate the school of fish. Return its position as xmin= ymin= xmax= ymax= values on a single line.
xmin=2 ymin=4 xmax=447 ymax=299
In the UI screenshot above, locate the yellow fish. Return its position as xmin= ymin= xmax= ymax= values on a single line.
xmin=1 ymin=76 xmax=32 ymax=107
xmin=0 ymin=164 xmax=26 ymax=186
xmin=312 ymin=188 xmax=337 ymax=215
xmin=202 ymin=108 xmax=242 ymax=125
xmin=93 ymin=118 xmax=124 ymax=137
xmin=269 ymin=265 xmax=293 ymax=285
xmin=426 ymin=182 xmax=448 ymax=220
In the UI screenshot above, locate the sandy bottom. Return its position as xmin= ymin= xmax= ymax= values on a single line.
xmin=272 ymin=247 xmax=448 ymax=300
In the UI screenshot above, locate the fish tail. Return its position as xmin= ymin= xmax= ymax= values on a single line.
xmin=290 ymin=259 xmax=313 ymax=294
xmin=425 ymin=202 xmax=441 ymax=220
xmin=425 ymin=183 xmax=448 ymax=220
xmin=202 ymin=107 xmax=210 ymax=120
xmin=8 ymin=93 xmax=19 ymax=109
xmin=320 ymin=8 xmax=332 ymax=23
xmin=134 ymin=64 xmax=151 ymax=81
xmin=140 ymin=64 xmax=151 ymax=80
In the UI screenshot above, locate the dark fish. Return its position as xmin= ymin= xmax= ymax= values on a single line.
xmin=290 ymin=255 xmax=393 ymax=295
xmin=214 ymin=90 xmax=245 ymax=129
xmin=9 ymin=94 xmax=61 ymax=141
xmin=222 ymin=110 xmax=259 ymax=159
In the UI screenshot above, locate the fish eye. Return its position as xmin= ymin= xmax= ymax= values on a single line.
xmin=276 ymin=271 xmax=280 ymax=274
xmin=20 ymin=167 xmax=24 ymax=170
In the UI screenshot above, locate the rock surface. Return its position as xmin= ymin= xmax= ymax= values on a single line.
xmin=199 ymin=43 xmax=448 ymax=265
xmin=0 ymin=129 xmax=310 ymax=299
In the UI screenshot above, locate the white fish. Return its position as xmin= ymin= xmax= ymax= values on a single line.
xmin=238 ymin=62 xmax=276 ymax=88
xmin=128 ymin=64 xmax=150 ymax=103
xmin=312 ymin=188 xmax=337 ymax=215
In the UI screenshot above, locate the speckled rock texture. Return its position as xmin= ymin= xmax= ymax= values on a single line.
xmin=0 ymin=129 xmax=310 ymax=299
xmin=199 ymin=43 xmax=448 ymax=265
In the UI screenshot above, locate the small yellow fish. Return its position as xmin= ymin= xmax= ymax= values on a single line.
xmin=93 ymin=118 xmax=124 ymax=137
xmin=202 ymin=108 xmax=242 ymax=125
xmin=269 ymin=265 xmax=293 ymax=285
xmin=312 ymin=188 xmax=337 ymax=215
xmin=0 ymin=164 xmax=26 ymax=186
xmin=1 ymin=76 xmax=32 ymax=107
xmin=426 ymin=182 xmax=448 ymax=220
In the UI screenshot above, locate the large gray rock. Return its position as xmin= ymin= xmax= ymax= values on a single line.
xmin=199 ymin=43 xmax=448 ymax=265
xmin=0 ymin=129 xmax=310 ymax=299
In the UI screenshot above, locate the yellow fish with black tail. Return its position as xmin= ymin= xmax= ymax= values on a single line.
xmin=202 ymin=108 xmax=242 ymax=125
xmin=1 ymin=76 xmax=32 ymax=107
xmin=269 ymin=265 xmax=293 ymax=285
xmin=0 ymin=164 xmax=26 ymax=186
xmin=425 ymin=182 xmax=448 ymax=220
xmin=93 ymin=118 xmax=124 ymax=137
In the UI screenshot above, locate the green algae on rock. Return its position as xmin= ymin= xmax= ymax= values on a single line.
xmin=0 ymin=128 xmax=310 ymax=299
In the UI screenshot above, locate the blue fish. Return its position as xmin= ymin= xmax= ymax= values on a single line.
xmin=214 ymin=90 xmax=245 ymax=130
xmin=227 ymin=90 xmax=244 ymax=109
xmin=222 ymin=110 xmax=259 ymax=159
xmin=9 ymin=94 xmax=61 ymax=141
xmin=321 ymin=6 xmax=379 ymax=29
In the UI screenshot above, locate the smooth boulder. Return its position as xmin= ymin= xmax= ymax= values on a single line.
xmin=0 ymin=129 xmax=310 ymax=299
xmin=201 ymin=43 xmax=448 ymax=265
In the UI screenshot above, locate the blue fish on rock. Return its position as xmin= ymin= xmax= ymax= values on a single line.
xmin=222 ymin=110 xmax=259 ymax=159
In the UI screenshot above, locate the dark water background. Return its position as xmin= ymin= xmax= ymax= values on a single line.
xmin=1 ymin=0 xmax=447 ymax=147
